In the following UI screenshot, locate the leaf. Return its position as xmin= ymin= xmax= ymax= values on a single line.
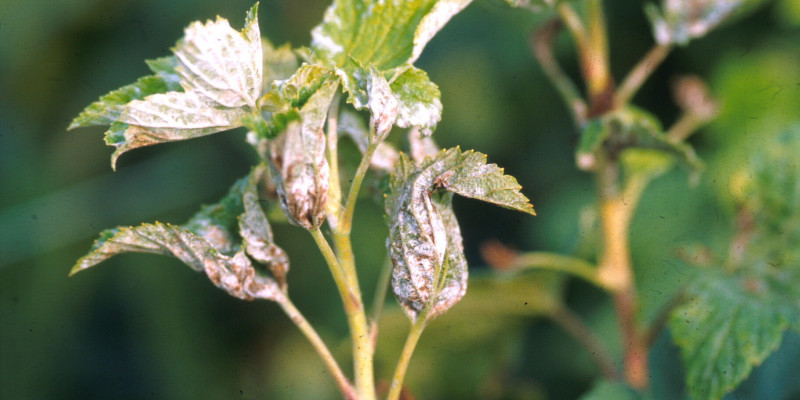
xmin=70 ymin=222 xmax=283 ymax=301
xmin=268 ymin=80 xmax=338 ymax=229
xmin=173 ymin=3 xmax=262 ymax=108
xmin=391 ymin=66 xmax=442 ymax=135
xmin=577 ymin=106 xmax=703 ymax=178
xmin=646 ymin=0 xmax=769 ymax=46
xmin=385 ymin=148 xmax=535 ymax=320
xmin=338 ymin=110 xmax=400 ymax=171
xmin=311 ymin=0 xmax=473 ymax=71
xmin=261 ymin=40 xmax=300 ymax=94
xmin=183 ymin=173 xmax=249 ymax=255
xmin=669 ymin=271 xmax=800 ymax=400
xmin=68 ymin=64 xmax=182 ymax=129
xmin=108 ymin=91 xmax=250 ymax=169
xmin=239 ymin=164 xmax=289 ymax=288
xmin=419 ymin=147 xmax=536 ymax=215
xmin=366 ymin=66 xmax=400 ymax=142
xmin=580 ymin=380 xmax=645 ymax=400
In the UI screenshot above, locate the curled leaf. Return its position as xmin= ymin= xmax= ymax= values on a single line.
xmin=391 ymin=66 xmax=442 ymax=136
xmin=366 ymin=66 xmax=400 ymax=142
xmin=268 ymin=80 xmax=338 ymax=229
xmin=71 ymin=222 xmax=283 ymax=301
xmin=239 ymin=165 xmax=290 ymax=288
xmin=386 ymin=148 xmax=535 ymax=320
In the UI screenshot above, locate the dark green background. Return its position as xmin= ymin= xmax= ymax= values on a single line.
xmin=1 ymin=0 xmax=799 ymax=398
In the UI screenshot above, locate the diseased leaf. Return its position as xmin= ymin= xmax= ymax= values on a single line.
xmin=391 ymin=66 xmax=442 ymax=135
xmin=261 ymin=40 xmax=300 ymax=94
xmin=646 ymin=0 xmax=768 ymax=46
xmin=70 ymin=222 xmax=282 ymax=301
xmin=239 ymin=164 xmax=289 ymax=288
xmin=109 ymin=91 xmax=250 ymax=168
xmin=268 ymin=80 xmax=338 ymax=229
xmin=577 ymin=106 xmax=703 ymax=179
xmin=338 ymin=110 xmax=400 ymax=171
xmin=183 ymin=174 xmax=249 ymax=255
xmin=366 ymin=66 xmax=400 ymax=142
xmin=173 ymin=3 xmax=262 ymax=108
xmin=311 ymin=0 xmax=472 ymax=70
xmin=386 ymin=148 xmax=535 ymax=320
xmin=418 ymin=148 xmax=536 ymax=215
xmin=669 ymin=271 xmax=799 ymax=400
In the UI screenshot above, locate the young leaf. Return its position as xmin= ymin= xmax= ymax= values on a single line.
xmin=70 ymin=222 xmax=283 ymax=301
xmin=261 ymin=40 xmax=300 ymax=94
xmin=669 ymin=272 xmax=799 ymax=400
xmin=239 ymin=164 xmax=289 ymax=288
xmin=366 ymin=66 xmax=400 ymax=142
xmin=268 ymin=80 xmax=338 ymax=229
xmin=173 ymin=3 xmax=262 ymax=108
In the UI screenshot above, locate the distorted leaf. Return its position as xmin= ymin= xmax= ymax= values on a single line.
xmin=268 ymin=80 xmax=338 ymax=229
xmin=183 ymin=174 xmax=249 ymax=255
xmin=338 ymin=110 xmax=400 ymax=171
xmin=386 ymin=148 xmax=535 ymax=320
xmin=173 ymin=3 xmax=262 ymax=108
xmin=577 ymin=106 xmax=703 ymax=177
xmin=409 ymin=126 xmax=440 ymax=163
xmin=70 ymin=222 xmax=282 ymax=301
xmin=391 ymin=65 xmax=442 ymax=135
xmin=239 ymin=164 xmax=289 ymax=288
xmin=646 ymin=0 xmax=768 ymax=45
xmin=261 ymin=40 xmax=300 ymax=94
xmin=366 ymin=66 xmax=399 ymax=142
xmin=263 ymin=63 xmax=333 ymax=110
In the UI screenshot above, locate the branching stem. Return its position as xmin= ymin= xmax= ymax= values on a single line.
xmin=616 ymin=44 xmax=672 ymax=107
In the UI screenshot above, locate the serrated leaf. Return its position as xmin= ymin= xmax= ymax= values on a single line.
xmin=580 ymin=380 xmax=645 ymax=400
xmin=311 ymin=0 xmax=472 ymax=70
xmin=419 ymin=147 xmax=536 ymax=215
xmin=386 ymin=148 xmax=535 ymax=320
xmin=109 ymin=91 xmax=250 ymax=168
xmin=262 ymin=63 xmax=333 ymax=111
xmin=669 ymin=272 xmax=800 ymax=400
xmin=70 ymin=222 xmax=282 ymax=301
xmin=69 ymin=74 xmax=183 ymax=129
xmin=646 ymin=0 xmax=768 ymax=46
xmin=239 ymin=164 xmax=289 ymax=288
xmin=577 ymin=106 xmax=703 ymax=178
xmin=173 ymin=3 xmax=262 ymax=108
xmin=268 ymin=80 xmax=338 ymax=229
xmin=183 ymin=174 xmax=250 ymax=255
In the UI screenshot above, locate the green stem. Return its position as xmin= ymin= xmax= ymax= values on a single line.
xmin=615 ymin=44 xmax=672 ymax=107
xmin=584 ymin=0 xmax=614 ymax=115
xmin=551 ymin=305 xmax=620 ymax=380
xmin=326 ymin=92 xmax=343 ymax=229
xmin=386 ymin=318 xmax=427 ymax=400
xmin=311 ymin=228 xmax=375 ymax=399
xmin=339 ymin=142 xmax=379 ymax=234
xmin=530 ymin=19 xmax=589 ymax=126
xmin=512 ymin=252 xmax=605 ymax=290
xmin=278 ymin=297 xmax=357 ymax=400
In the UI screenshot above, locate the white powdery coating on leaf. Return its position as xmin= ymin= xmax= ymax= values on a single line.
xmin=410 ymin=0 xmax=473 ymax=64
xmin=311 ymin=28 xmax=345 ymax=57
xmin=396 ymin=97 xmax=442 ymax=130
xmin=119 ymin=92 xmax=240 ymax=129
xmin=367 ymin=68 xmax=400 ymax=141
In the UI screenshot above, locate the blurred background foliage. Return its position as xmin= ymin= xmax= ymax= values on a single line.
xmin=1 ymin=0 xmax=799 ymax=399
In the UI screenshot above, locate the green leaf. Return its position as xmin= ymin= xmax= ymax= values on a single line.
xmin=577 ymin=106 xmax=703 ymax=178
xmin=391 ymin=66 xmax=442 ymax=135
xmin=385 ymin=148 xmax=535 ymax=320
xmin=311 ymin=0 xmax=473 ymax=70
xmin=262 ymin=63 xmax=333 ymax=111
xmin=669 ymin=271 xmax=800 ymax=400
xmin=268 ymin=80 xmax=339 ymax=229
xmin=71 ymin=222 xmax=283 ymax=301
xmin=173 ymin=3 xmax=262 ymax=108
xmin=646 ymin=0 xmax=769 ymax=46
xmin=183 ymin=174 xmax=250 ymax=255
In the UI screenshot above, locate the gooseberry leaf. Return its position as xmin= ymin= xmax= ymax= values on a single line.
xmin=669 ymin=271 xmax=800 ymax=400
xmin=366 ymin=66 xmax=400 ymax=142
xmin=261 ymin=39 xmax=300 ymax=94
xmin=70 ymin=222 xmax=282 ymax=301
xmin=68 ymin=58 xmax=182 ymax=129
xmin=391 ymin=66 xmax=442 ymax=135
xmin=646 ymin=0 xmax=768 ymax=46
xmin=268 ymin=80 xmax=338 ymax=229
xmin=386 ymin=148 xmax=535 ymax=320
xmin=311 ymin=0 xmax=473 ymax=70
xmin=183 ymin=174 xmax=249 ymax=255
